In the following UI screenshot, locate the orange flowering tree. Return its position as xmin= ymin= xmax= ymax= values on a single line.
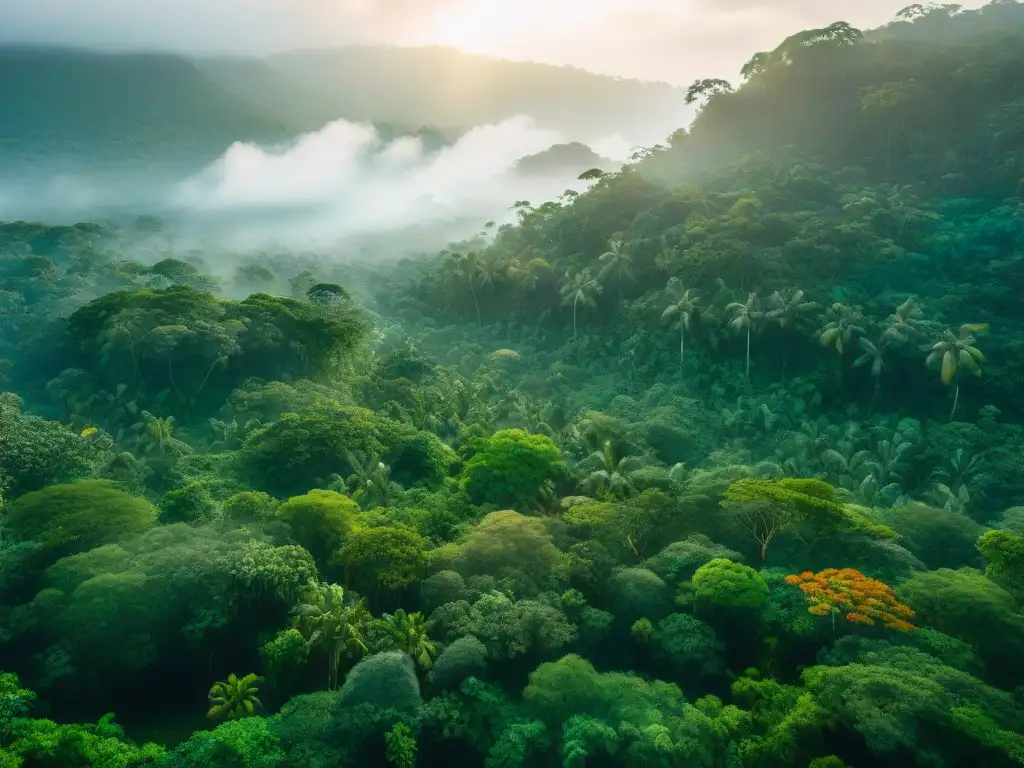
xmin=784 ymin=568 xmax=916 ymax=632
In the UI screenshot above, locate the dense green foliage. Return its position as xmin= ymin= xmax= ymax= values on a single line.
xmin=2 ymin=3 xmax=1024 ymax=767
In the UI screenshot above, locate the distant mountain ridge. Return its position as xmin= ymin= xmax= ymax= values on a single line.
xmin=513 ymin=142 xmax=619 ymax=177
xmin=0 ymin=44 xmax=686 ymax=177
xmin=221 ymin=45 xmax=688 ymax=141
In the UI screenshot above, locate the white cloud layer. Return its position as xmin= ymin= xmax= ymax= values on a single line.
xmin=172 ymin=114 xmax=573 ymax=244
xmin=0 ymin=116 xmax=616 ymax=252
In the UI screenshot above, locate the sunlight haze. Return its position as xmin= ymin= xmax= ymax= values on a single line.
xmin=0 ymin=0 xmax=990 ymax=83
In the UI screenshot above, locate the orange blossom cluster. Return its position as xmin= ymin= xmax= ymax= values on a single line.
xmin=784 ymin=567 xmax=916 ymax=632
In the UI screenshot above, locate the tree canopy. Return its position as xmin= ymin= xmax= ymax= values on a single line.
xmin=2 ymin=4 xmax=1024 ymax=767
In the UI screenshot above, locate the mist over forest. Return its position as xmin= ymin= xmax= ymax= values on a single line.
xmin=3 ymin=3 xmax=1024 ymax=768
xmin=0 ymin=44 xmax=658 ymax=251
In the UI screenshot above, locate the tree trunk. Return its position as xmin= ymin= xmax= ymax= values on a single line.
xmin=679 ymin=325 xmax=685 ymax=367
xmin=745 ymin=327 xmax=751 ymax=378
xmin=573 ymin=295 xmax=579 ymax=339
xmin=901 ymin=119 xmax=915 ymax=153
xmin=470 ymin=282 xmax=481 ymax=327
xmin=950 ymin=381 xmax=960 ymax=421
xmin=886 ymin=124 xmax=892 ymax=177
xmin=194 ymin=356 xmax=220 ymax=400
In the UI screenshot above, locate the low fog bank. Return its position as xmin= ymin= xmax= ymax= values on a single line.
xmin=0 ymin=115 xmax=630 ymax=255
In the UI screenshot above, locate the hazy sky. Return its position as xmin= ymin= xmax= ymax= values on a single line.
xmin=0 ymin=0 xmax=991 ymax=83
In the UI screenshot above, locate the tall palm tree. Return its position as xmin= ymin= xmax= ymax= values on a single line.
xmin=924 ymin=324 xmax=986 ymax=419
xmin=134 ymin=411 xmax=191 ymax=457
xmin=881 ymin=298 xmax=929 ymax=346
xmin=766 ymin=288 xmax=817 ymax=380
xmin=475 ymin=251 xmax=508 ymax=293
xmin=818 ymin=303 xmax=866 ymax=356
xmin=560 ymin=272 xmax=602 ymax=339
xmin=292 ymin=583 xmax=371 ymax=690
xmin=931 ymin=447 xmax=983 ymax=492
xmin=854 ymin=337 xmax=888 ymax=402
xmin=450 ymin=252 xmax=482 ymax=326
xmin=508 ymin=253 xmax=553 ymax=296
xmin=699 ymin=305 xmax=726 ymax=351
xmin=727 ymin=292 xmax=762 ymax=379
xmin=345 ymin=450 xmax=392 ymax=509
xmin=853 ymin=337 xmax=886 ymax=379
xmin=662 ymin=278 xmax=700 ymax=367
xmin=207 ymin=673 xmax=263 ymax=721
xmin=766 ymin=289 xmax=818 ymax=331
xmin=145 ymin=413 xmax=175 ymax=453
xmin=582 ymin=440 xmax=647 ymax=499
xmin=376 ymin=610 xmax=437 ymax=670
xmin=597 ymin=237 xmax=635 ymax=301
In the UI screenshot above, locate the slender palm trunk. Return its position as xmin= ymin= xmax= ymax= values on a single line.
xmin=126 ymin=339 xmax=138 ymax=379
xmin=573 ymin=294 xmax=579 ymax=339
xmin=470 ymin=282 xmax=481 ymax=327
xmin=195 ymin=357 xmax=220 ymax=400
xmin=886 ymin=124 xmax=892 ymax=176
xmin=901 ymin=120 xmax=914 ymax=153
xmin=745 ymin=326 xmax=751 ymax=378
xmin=328 ymin=640 xmax=346 ymax=691
xmin=950 ymin=381 xmax=960 ymax=421
xmin=679 ymin=325 xmax=685 ymax=367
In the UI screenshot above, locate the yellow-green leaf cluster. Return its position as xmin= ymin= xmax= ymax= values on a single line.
xmin=722 ymin=478 xmax=896 ymax=539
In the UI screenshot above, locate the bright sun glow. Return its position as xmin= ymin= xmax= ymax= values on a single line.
xmin=424 ymin=0 xmax=622 ymax=55
xmin=428 ymin=1 xmax=536 ymax=52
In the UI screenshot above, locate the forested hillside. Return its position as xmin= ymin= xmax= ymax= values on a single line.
xmin=2 ymin=3 xmax=1024 ymax=768
xmin=663 ymin=1 xmax=1024 ymax=186
xmin=0 ymin=47 xmax=294 ymax=173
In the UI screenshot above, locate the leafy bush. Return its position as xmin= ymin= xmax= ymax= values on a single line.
xmin=876 ymin=502 xmax=985 ymax=570
xmin=0 ymin=399 xmax=91 ymax=498
xmin=647 ymin=536 xmax=744 ymax=583
xmin=276 ymin=490 xmax=360 ymax=566
xmin=6 ymin=480 xmax=157 ymax=559
xmin=162 ymin=717 xmax=284 ymax=768
xmin=243 ymin=408 xmax=384 ymax=497
xmin=427 ymin=635 xmax=488 ymax=691
xmin=332 ymin=526 xmax=428 ymax=599
xmin=605 ymin=567 xmax=671 ymax=624
xmin=160 ymin=481 xmax=220 ymax=525
xmin=338 ymin=652 xmax=422 ymax=715
xmin=691 ymin=558 xmax=769 ymax=608
xmin=461 ymin=429 xmax=565 ymax=508
xmin=419 ymin=570 xmax=467 ymax=613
